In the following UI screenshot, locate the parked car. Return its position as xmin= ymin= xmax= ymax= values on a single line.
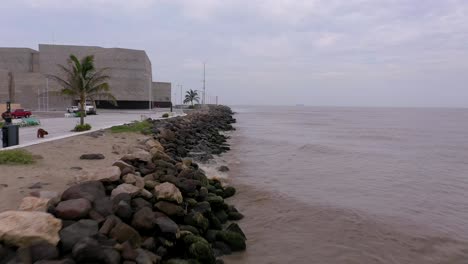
xmin=2 ymin=109 xmax=32 ymax=119
xmin=85 ymin=103 xmax=96 ymax=115
xmin=67 ymin=103 xmax=96 ymax=115
xmin=66 ymin=106 xmax=79 ymax=113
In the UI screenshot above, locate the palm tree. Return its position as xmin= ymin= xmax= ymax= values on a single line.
xmin=48 ymin=54 xmax=116 ymax=126
xmin=183 ymin=89 xmax=200 ymax=106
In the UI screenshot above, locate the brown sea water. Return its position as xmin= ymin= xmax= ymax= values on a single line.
xmin=221 ymin=106 xmax=468 ymax=264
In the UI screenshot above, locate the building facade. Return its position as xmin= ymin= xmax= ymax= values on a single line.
xmin=0 ymin=44 xmax=171 ymax=110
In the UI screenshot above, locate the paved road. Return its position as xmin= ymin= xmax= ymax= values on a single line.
xmin=1 ymin=109 xmax=180 ymax=150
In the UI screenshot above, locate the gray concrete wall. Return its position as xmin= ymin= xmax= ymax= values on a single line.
xmin=152 ymin=82 xmax=171 ymax=102
xmin=0 ymin=48 xmax=38 ymax=73
xmin=0 ymin=70 xmax=9 ymax=103
xmin=39 ymin=44 xmax=152 ymax=109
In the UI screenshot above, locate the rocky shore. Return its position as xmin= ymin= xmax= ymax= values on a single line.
xmin=0 ymin=105 xmax=245 ymax=264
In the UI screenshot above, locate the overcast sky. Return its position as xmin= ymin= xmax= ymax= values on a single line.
xmin=2 ymin=0 xmax=468 ymax=107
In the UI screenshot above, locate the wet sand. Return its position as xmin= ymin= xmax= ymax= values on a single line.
xmin=0 ymin=131 xmax=148 ymax=211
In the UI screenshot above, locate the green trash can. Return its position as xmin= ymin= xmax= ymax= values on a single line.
xmin=2 ymin=124 xmax=19 ymax=148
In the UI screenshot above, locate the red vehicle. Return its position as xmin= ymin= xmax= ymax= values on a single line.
xmin=2 ymin=109 xmax=32 ymax=119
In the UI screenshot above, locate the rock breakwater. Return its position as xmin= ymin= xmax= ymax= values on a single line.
xmin=0 ymin=105 xmax=244 ymax=264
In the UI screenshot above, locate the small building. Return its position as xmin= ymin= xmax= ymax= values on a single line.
xmin=0 ymin=44 xmax=171 ymax=110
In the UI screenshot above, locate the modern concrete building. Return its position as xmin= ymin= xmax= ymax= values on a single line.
xmin=0 ymin=44 xmax=171 ymax=110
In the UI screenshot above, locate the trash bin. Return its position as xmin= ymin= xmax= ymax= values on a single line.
xmin=2 ymin=124 xmax=19 ymax=148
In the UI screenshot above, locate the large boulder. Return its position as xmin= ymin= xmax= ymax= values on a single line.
xmin=29 ymin=241 xmax=60 ymax=262
xmin=123 ymin=173 xmax=137 ymax=184
xmin=177 ymin=179 xmax=201 ymax=194
xmin=61 ymin=181 xmax=106 ymax=202
xmin=189 ymin=241 xmax=216 ymax=264
xmin=99 ymin=215 xmax=120 ymax=235
xmin=72 ymin=237 xmax=121 ymax=264
xmin=131 ymin=198 xmax=152 ymax=211
xmin=192 ymin=201 xmax=211 ymax=214
xmin=59 ymin=219 xmax=99 ymax=252
xmin=93 ymin=197 xmax=114 ymax=217
xmin=146 ymin=139 xmax=164 ymax=151
xmin=109 ymin=222 xmax=141 ymax=247
xmin=55 ymin=198 xmax=92 ymax=220
xmin=114 ymin=200 xmax=133 ymax=221
xmin=136 ymin=248 xmax=161 ymax=264
xmin=112 ymin=160 xmax=136 ymax=175
xmin=222 ymin=186 xmax=236 ymax=198
xmin=154 ymin=182 xmax=183 ymax=204
xmin=76 ymin=166 xmax=121 ymax=183
xmin=154 ymin=201 xmax=185 ymax=217
xmin=18 ymin=196 xmax=51 ymax=212
xmin=131 ymin=207 xmax=157 ymax=231
xmin=206 ymin=196 xmax=224 ymax=210
xmin=0 ymin=211 xmax=62 ymax=247
xmin=216 ymin=231 xmax=246 ymax=251
xmin=226 ymin=223 xmax=246 ymax=240
xmin=154 ymin=216 xmax=179 ymax=240
xmin=111 ymin=183 xmax=142 ymax=199
xmin=122 ymin=150 xmax=152 ymax=163
xmin=184 ymin=212 xmax=209 ymax=232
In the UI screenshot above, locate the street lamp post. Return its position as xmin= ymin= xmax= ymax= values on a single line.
xmin=149 ymin=76 xmax=152 ymax=110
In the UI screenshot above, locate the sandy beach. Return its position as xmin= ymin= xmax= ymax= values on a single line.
xmin=0 ymin=131 xmax=148 ymax=212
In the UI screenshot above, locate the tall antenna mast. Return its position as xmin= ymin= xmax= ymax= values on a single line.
xmin=203 ymin=62 xmax=206 ymax=105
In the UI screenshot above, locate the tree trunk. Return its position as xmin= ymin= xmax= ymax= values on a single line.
xmin=80 ymin=96 xmax=85 ymax=126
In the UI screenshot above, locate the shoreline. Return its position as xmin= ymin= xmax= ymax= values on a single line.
xmin=0 ymin=105 xmax=245 ymax=263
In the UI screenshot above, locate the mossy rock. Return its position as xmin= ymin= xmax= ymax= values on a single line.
xmin=222 ymin=186 xmax=236 ymax=198
xmin=185 ymin=198 xmax=198 ymax=207
xmin=193 ymin=171 xmax=209 ymax=187
xmin=214 ymin=189 xmax=224 ymax=197
xmin=212 ymin=241 xmax=232 ymax=255
xmin=207 ymin=185 xmax=217 ymax=193
xmin=183 ymin=234 xmax=208 ymax=245
xmin=184 ymin=212 xmax=209 ymax=232
xmin=228 ymin=212 xmax=244 ymax=221
xmin=216 ymin=231 xmax=246 ymax=251
xmin=198 ymin=187 xmax=209 ymax=200
xmin=192 ymin=201 xmax=211 ymax=214
xmin=227 ymin=205 xmax=239 ymax=213
xmin=165 ymin=259 xmax=200 ymax=264
xmin=158 ymin=237 xmax=175 ymax=248
xmin=214 ymin=210 xmax=228 ymax=224
xmin=189 ymin=241 xmax=216 ymax=264
xmin=205 ymin=230 xmax=220 ymax=243
xmin=180 ymin=225 xmax=200 ymax=235
xmin=206 ymin=196 xmax=224 ymax=210
xmin=226 ymin=223 xmax=246 ymax=240
xmin=207 ymin=213 xmax=222 ymax=230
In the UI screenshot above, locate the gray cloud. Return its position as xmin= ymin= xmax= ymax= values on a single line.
xmin=1 ymin=0 xmax=468 ymax=107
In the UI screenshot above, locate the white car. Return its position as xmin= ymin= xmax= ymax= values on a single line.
xmin=66 ymin=106 xmax=79 ymax=113
xmin=67 ymin=104 xmax=96 ymax=115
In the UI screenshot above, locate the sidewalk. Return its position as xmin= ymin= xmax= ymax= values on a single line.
xmin=1 ymin=109 xmax=181 ymax=150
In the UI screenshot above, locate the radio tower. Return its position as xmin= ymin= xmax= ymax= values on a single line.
xmin=203 ymin=63 xmax=206 ymax=105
